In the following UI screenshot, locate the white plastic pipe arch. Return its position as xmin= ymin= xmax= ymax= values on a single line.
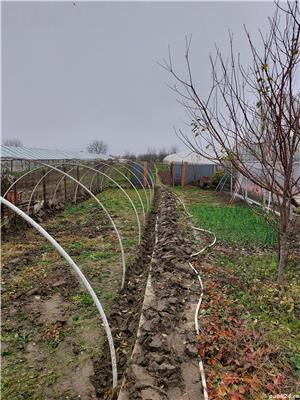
xmin=51 ymin=164 xmax=83 ymax=202
xmin=131 ymin=160 xmax=155 ymax=193
xmin=0 ymin=196 xmax=118 ymax=389
xmin=4 ymin=161 xmax=127 ymax=289
xmin=71 ymin=162 xmax=145 ymax=224
xmin=68 ymin=162 xmax=142 ymax=245
xmin=26 ymin=163 xmax=142 ymax=245
xmin=126 ymin=160 xmax=155 ymax=201
xmin=51 ymin=163 xmax=105 ymax=202
xmin=88 ymin=162 xmax=152 ymax=212
xmin=78 ymin=161 xmax=147 ymax=221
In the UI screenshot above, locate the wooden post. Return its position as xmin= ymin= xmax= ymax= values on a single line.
xmin=96 ymin=166 xmax=100 ymax=193
xmin=143 ymin=161 xmax=148 ymax=188
xmin=13 ymin=179 xmax=17 ymax=224
xmin=63 ymin=165 xmax=67 ymax=202
xmin=42 ymin=169 xmax=47 ymax=209
xmin=181 ymin=161 xmax=187 ymax=186
xmin=32 ymin=167 xmax=35 ymax=192
xmin=76 ymin=166 xmax=80 ymax=201
xmin=11 ymin=160 xmax=13 ymax=173
xmin=13 ymin=181 xmax=17 ymax=206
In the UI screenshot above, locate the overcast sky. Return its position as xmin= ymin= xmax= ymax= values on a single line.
xmin=2 ymin=1 xmax=277 ymax=155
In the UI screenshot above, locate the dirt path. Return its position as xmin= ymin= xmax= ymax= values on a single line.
xmin=116 ymin=189 xmax=202 ymax=400
xmin=91 ymin=188 xmax=160 ymax=398
xmin=2 ymin=187 xmax=204 ymax=399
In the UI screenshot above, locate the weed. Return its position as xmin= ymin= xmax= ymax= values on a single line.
xmin=190 ymin=204 xmax=277 ymax=246
xmin=2 ymin=188 xmax=145 ymax=398
xmin=176 ymin=186 xmax=300 ymax=395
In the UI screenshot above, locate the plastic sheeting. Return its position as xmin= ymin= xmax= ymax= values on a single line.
xmin=0 ymin=145 xmax=109 ymax=161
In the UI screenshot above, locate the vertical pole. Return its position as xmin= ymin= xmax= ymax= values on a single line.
xmin=76 ymin=166 xmax=80 ymax=201
xmin=267 ymin=191 xmax=271 ymax=211
xmin=13 ymin=179 xmax=18 ymax=223
xmin=143 ymin=161 xmax=148 ymax=188
xmin=96 ymin=166 xmax=100 ymax=193
xmin=42 ymin=169 xmax=47 ymax=209
xmin=63 ymin=165 xmax=67 ymax=202
xmin=181 ymin=161 xmax=187 ymax=187
xmin=32 ymin=166 xmax=35 ymax=190
xmin=11 ymin=160 xmax=13 ymax=173
xmin=13 ymin=180 xmax=17 ymax=206
xmin=230 ymin=165 xmax=233 ymax=195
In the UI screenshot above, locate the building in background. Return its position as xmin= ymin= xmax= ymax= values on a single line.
xmin=163 ymin=151 xmax=218 ymax=186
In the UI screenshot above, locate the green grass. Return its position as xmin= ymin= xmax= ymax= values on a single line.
xmin=215 ymin=251 xmax=300 ymax=363
xmin=189 ymin=204 xmax=277 ymax=246
xmin=172 ymin=186 xmax=277 ymax=246
xmin=175 ymin=186 xmax=300 ymax=391
xmin=1 ymin=187 xmax=147 ymax=399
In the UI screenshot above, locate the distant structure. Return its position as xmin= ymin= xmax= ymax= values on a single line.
xmin=163 ymin=150 xmax=215 ymax=165
xmin=163 ymin=150 xmax=218 ymax=186
xmin=0 ymin=145 xmax=108 ymax=172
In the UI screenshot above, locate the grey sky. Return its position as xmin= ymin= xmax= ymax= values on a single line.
xmin=2 ymin=1 xmax=276 ymax=155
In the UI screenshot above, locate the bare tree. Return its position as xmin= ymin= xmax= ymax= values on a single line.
xmin=169 ymin=145 xmax=178 ymax=154
xmin=123 ymin=150 xmax=137 ymax=161
xmin=136 ymin=146 xmax=179 ymax=161
xmin=161 ymin=1 xmax=300 ymax=284
xmin=3 ymin=138 xmax=23 ymax=147
xmin=87 ymin=140 xmax=108 ymax=155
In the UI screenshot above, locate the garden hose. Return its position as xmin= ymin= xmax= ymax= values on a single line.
xmin=174 ymin=192 xmax=217 ymax=400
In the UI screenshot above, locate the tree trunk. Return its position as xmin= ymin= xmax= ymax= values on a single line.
xmin=277 ymin=203 xmax=290 ymax=285
xmin=277 ymin=229 xmax=288 ymax=285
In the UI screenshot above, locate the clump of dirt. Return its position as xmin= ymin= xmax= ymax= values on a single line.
xmin=93 ymin=188 xmax=202 ymax=399
xmin=117 ymin=189 xmax=201 ymax=400
xmin=91 ymin=188 xmax=161 ymax=399
xmin=1 ymin=191 xmax=98 ymax=240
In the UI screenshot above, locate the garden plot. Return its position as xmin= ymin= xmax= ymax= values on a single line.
xmin=117 ymin=188 xmax=203 ymax=400
xmin=1 ymin=188 xmax=148 ymax=400
xmin=174 ymin=186 xmax=300 ymax=399
xmin=2 ymin=183 xmax=298 ymax=400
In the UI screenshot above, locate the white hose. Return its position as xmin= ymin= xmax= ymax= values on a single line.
xmin=0 ymin=196 xmax=118 ymax=389
xmin=174 ymin=192 xmax=216 ymax=400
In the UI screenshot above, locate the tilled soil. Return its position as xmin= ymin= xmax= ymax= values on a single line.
xmin=94 ymin=189 xmax=201 ymax=400
xmin=2 ymin=187 xmax=203 ymax=399
xmin=1 ymin=191 xmax=141 ymax=400
xmin=91 ymin=188 xmax=161 ymax=399
xmin=113 ymin=189 xmax=201 ymax=400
